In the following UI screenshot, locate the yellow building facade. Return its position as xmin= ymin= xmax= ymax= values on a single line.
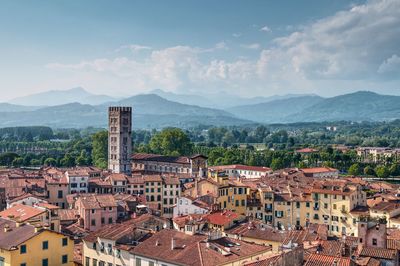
xmin=0 ymin=222 xmax=74 ymax=266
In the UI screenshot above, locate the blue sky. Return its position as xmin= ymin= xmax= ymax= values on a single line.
xmin=0 ymin=0 xmax=399 ymax=101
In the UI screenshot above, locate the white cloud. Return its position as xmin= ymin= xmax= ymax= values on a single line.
xmin=114 ymin=44 xmax=152 ymax=53
xmin=260 ymin=25 xmax=271 ymax=32
xmin=46 ymin=0 xmax=400 ymax=96
xmin=378 ymin=54 xmax=400 ymax=74
xmin=270 ymin=0 xmax=400 ymax=80
xmin=232 ymin=33 xmax=242 ymax=38
xmin=240 ymin=43 xmax=261 ymax=50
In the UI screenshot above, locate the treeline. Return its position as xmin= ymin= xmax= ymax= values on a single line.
xmin=0 ymin=126 xmax=54 ymax=141
xmin=187 ymin=120 xmax=400 ymax=148
xmin=3 ymin=122 xmax=400 ymax=178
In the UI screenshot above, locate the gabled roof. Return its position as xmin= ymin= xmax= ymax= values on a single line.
xmin=132 ymin=229 xmax=271 ymax=266
xmin=0 ymin=218 xmax=40 ymax=250
xmin=0 ymin=204 xmax=46 ymax=222
xmin=359 ymin=246 xmax=397 ymax=260
xmin=77 ymin=194 xmax=117 ymax=209
xmin=205 ymin=210 xmax=242 ymax=226
xmin=0 ymin=218 xmax=67 ymax=250
xmin=304 ymin=253 xmax=350 ymax=266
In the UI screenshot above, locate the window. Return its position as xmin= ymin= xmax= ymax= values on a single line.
xmin=85 ymin=257 xmax=90 ymax=266
xmin=372 ymin=238 xmax=377 ymax=246
xmin=324 ymin=203 xmax=328 ymax=209
xmin=108 ymin=217 xmax=113 ymax=224
xmin=20 ymin=264 xmax=26 ymax=266
xmin=235 ymin=200 xmax=239 ymax=207
xmin=324 ymin=194 xmax=328 ymax=199
xmin=93 ymin=259 xmax=98 ymax=266
xmin=242 ymin=199 xmax=245 ymax=206
xmin=149 ymin=262 xmax=155 ymax=266
xmin=20 ymin=244 xmax=27 ymax=254
xmin=333 ymin=204 xmax=337 ymax=209
xmin=58 ymin=190 xmax=63 ymax=198
xmin=306 ymin=202 xmax=310 ymax=208
xmin=62 ymin=255 xmax=68 ymax=264
xmin=91 ymin=219 xmax=96 ymax=226
xmin=42 ymin=259 xmax=48 ymax=266
xmin=42 ymin=241 xmax=49 ymax=250
xmin=136 ymin=258 xmax=141 ymax=266
xmin=101 ymin=217 xmax=105 ymax=224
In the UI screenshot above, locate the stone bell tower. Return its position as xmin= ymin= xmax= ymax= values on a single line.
xmin=108 ymin=106 xmax=132 ymax=174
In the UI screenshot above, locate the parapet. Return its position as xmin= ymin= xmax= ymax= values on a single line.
xmin=108 ymin=106 xmax=132 ymax=112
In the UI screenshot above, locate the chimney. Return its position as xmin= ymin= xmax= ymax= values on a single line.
xmin=171 ymin=238 xmax=175 ymax=250
xmin=3 ymin=224 xmax=11 ymax=232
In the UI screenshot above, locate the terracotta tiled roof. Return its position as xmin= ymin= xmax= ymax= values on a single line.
xmin=133 ymin=229 xmax=271 ymax=266
xmin=58 ymin=209 xmax=79 ymax=221
xmin=296 ymin=148 xmax=318 ymax=153
xmin=226 ymin=221 xmax=286 ymax=243
xmin=370 ymin=201 xmax=400 ymax=212
xmin=204 ymin=210 xmax=242 ymax=226
xmin=163 ymin=176 xmax=180 ymax=185
xmin=0 ymin=204 xmax=46 ymax=222
xmin=132 ymin=153 xmax=190 ymax=165
xmin=304 ymin=253 xmax=351 ymax=266
xmin=301 ymin=167 xmax=338 ymax=174
xmin=359 ymin=246 xmax=397 ymax=260
xmin=84 ymin=221 xmax=141 ymax=242
xmin=209 ymin=164 xmax=271 ymax=172
xmin=77 ymin=194 xmax=117 ymax=209
xmin=36 ymin=202 xmax=60 ymax=210
xmin=107 ymin=173 xmax=129 ymax=182
xmin=0 ymin=218 xmax=40 ymax=250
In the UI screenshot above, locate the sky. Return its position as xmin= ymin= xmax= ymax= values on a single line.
xmin=0 ymin=0 xmax=399 ymax=101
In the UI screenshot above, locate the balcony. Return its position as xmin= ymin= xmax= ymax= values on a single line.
xmin=313 ymin=206 xmax=319 ymax=211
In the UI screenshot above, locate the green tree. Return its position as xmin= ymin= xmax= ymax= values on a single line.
xmin=0 ymin=152 xmax=19 ymax=167
xmin=348 ymin=163 xmax=361 ymax=176
xmin=76 ymin=150 xmax=90 ymax=166
xmin=389 ymin=164 xmax=400 ymax=177
xmin=270 ymin=158 xmax=284 ymax=170
xmin=92 ymin=131 xmax=108 ymax=169
xmin=149 ymin=128 xmax=193 ymax=156
xmin=12 ymin=157 xmax=24 ymax=167
xmin=30 ymin=159 xmax=41 ymax=166
xmin=375 ymin=165 xmax=390 ymax=179
xmin=44 ymin=158 xmax=57 ymax=167
xmin=60 ymin=153 xmax=75 ymax=167
xmin=363 ymin=166 xmax=375 ymax=176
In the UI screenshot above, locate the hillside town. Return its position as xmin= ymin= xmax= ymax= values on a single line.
xmin=0 ymin=107 xmax=400 ymax=266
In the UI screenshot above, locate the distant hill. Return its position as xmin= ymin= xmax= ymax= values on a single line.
xmin=0 ymin=95 xmax=251 ymax=128
xmin=10 ymin=87 xmax=117 ymax=106
xmin=227 ymin=96 xmax=324 ymax=123
xmin=288 ymin=91 xmax=400 ymax=122
xmin=0 ymin=103 xmax=40 ymax=112
xmin=151 ymin=89 xmax=317 ymax=108
xmin=116 ymin=94 xmax=232 ymax=117
xmin=2 ymin=90 xmax=400 ymax=128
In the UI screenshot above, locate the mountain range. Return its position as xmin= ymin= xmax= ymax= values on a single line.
xmin=0 ymin=88 xmax=399 ymax=128
xmin=10 ymin=87 xmax=118 ymax=106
